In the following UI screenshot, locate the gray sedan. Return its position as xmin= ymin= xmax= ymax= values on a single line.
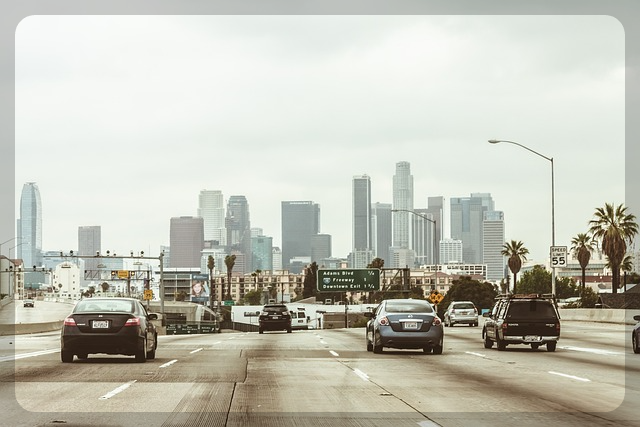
xmin=365 ymin=299 xmax=444 ymax=354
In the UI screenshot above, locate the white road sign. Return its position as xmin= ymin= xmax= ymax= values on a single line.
xmin=551 ymin=246 xmax=568 ymax=268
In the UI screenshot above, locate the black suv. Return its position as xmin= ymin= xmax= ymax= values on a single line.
xmin=482 ymin=293 xmax=560 ymax=352
xmin=258 ymin=304 xmax=292 ymax=334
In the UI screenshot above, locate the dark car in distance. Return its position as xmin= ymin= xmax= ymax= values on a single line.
xmin=482 ymin=293 xmax=560 ymax=352
xmin=365 ymin=299 xmax=444 ymax=354
xmin=23 ymin=298 xmax=35 ymax=308
xmin=259 ymin=304 xmax=292 ymax=334
xmin=60 ymin=297 xmax=158 ymax=363
xmin=632 ymin=315 xmax=640 ymax=353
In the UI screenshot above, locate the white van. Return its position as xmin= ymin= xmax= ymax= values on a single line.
xmin=290 ymin=307 xmax=310 ymax=330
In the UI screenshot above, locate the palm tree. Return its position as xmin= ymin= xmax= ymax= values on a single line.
xmin=207 ymin=255 xmax=215 ymax=309
xmin=570 ymin=233 xmax=595 ymax=303
xmin=501 ymin=240 xmax=529 ymax=294
xmin=224 ymin=254 xmax=236 ymax=300
xmin=589 ymin=203 xmax=639 ymax=293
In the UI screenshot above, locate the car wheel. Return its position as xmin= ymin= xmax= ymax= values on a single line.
xmin=372 ymin=333 xmax=383 ymax=354
xmin=259 ymin=328 xmax=263 ymax=334
xmin=633 ymin=333 xmax=640 ymax=354
xmin=483 ymin=331 xmax=493 ymax=349
xmin=366 ymin=333 xmax=373 ymax=352
xmin=61 ymin=350 xmax=74 ymax=363
xmin=432 ymin=344 xmax=443 ymax=355
xmin=77 ymin=353 xmax=88 ymax=360
xmin=531 ymin=343 xmax=540 ymax=350
xmin=135 ymin=338 xmax=147 ymax=363
xmin=444 ymin=318 xmax=449 ymax=327
xmin=147 ymin=334 xmax=157 ymax=359
xmin=547 ymin=341 xmax=557 ymax=352
xmin=423 ymin=346 xmax=433 ymax=353
xmin=287 ymin=328 xmax=292 ymax=333
xmin=496 ymin=336 xmax=506 ymax=351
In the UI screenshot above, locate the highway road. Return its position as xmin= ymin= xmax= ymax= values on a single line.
xmin=0 ymin=315 xmax=638 ymax=427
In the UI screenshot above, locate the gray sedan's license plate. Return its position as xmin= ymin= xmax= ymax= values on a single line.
xmin=404 ymin=322 xmax=418 ymax=329
xmin=524 ymin=335 xmax=541 ymax=342
xmin=92 ymin=320 xmax=109 ymax=329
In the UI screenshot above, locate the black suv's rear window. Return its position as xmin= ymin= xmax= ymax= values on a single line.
xmin=263 ymin=306 xmax=288 ymax=314
xmin=506 ymin=301 xmax=557 ymax=319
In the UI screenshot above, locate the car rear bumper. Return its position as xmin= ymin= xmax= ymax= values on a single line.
xmin=376 ymin=328 xmax=443 ymax=349
xmin=503 ymin=335 xmax=560 ymax=344
xmin=259 ymin=320 xmax=291 ymax=331
xmin=450 ymin=315 xmax=477 ymax=324
xmin=61 ymin=331 xmax=142 ymax=355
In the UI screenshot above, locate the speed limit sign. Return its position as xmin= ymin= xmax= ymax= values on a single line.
xmin=551 ymin=246 xmax=567 ymax=268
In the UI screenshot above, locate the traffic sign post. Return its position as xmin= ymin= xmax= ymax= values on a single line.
xmin=550 ymin=246 xmax=567 ymax=268
xmin=317 ymin=269 xmax=380 ymax=292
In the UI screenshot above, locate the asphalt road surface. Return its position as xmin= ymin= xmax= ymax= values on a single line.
xmin=0 ymin=315 xmax=638 ymax=427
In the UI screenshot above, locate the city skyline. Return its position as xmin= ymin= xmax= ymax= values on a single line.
xmin=12 ymin=15 xmax=626 ymax=264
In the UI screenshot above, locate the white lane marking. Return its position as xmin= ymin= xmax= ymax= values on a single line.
xmin=159 ymin=359 xmax=178 ymax=368
xmin=0 ymin=349 xmax=59 ymax=362
xmin=548 ymin=371 xmax=590 ymax=382
xmin=320 ymin=340 xmax=328 ymax=345
xmin=190 ymin=348 xmax=203 ymax=354
xmin=99 ymin=380 xmax=137 ymax=400
xmin=329 ymin=350 xmax=339 ymax=357
xmin=353 ymin=368 xmax=369 ymax=382
xmin=417 ymin=421 xmax=440 ymax=427
xmin=465 ymin=351 xmax=487 ymax=358
xmin=560 ymin=346 xmax=623 ymax=356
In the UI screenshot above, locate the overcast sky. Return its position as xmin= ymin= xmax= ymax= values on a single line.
xmin=14 ymin=15 xmax=625 ymax=264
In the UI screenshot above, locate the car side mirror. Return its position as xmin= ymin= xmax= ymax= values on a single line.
xmin=148 ymin=313 xmax=158 ymax=321
xmin=364 ymin=312 xmax=374 ymax=319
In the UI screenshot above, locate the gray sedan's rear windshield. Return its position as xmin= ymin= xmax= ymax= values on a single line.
xmin=453 ymin=303 xmax=475 ymax=309
xmin=385 ymin=301 xmax=433 ymax=313
xmin=76 ymin=300 xmax=134 ymax=313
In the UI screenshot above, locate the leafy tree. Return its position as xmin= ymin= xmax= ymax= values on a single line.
xmin=589 ymin=203 xmax=639 ymax=293
xmin=367 ymin=258 xmax=385 ymax=269
xmin=517 ymin=265 xmax=578 ymax=299
xmin=100 ymin=282 xmax=110 ymax=293
xmin=501 ymin=240 xmax=529 ymax=293
xmin=176 ymin=290 xmax=188 ymax=301
xmin=303 ymin=262 xmax=319 ymax=298
xmin=207 ymin=255 xmax=216 ymax=308
xmin=570 ymin=233 xmax=595 ymax=302
xmin=439 ymin=276 xmax=499 ymax=314
xmin=580 ymin=286 xmax=598 ymax=308
xmin=243 ymin=289 xmax=262 ymax=305
xmin=621 ymin=255 xmax=634 ymax=292
xmin=224 ymin=254 xmax=236 ymax=300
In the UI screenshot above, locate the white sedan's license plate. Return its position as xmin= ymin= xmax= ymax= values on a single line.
xmin=403 ymin=322 xmax=418 ymax=330
xmin=92 ymin=320 xmax=109 ymax=329
xmin=524 ymin=335 xmax=541 ymax=342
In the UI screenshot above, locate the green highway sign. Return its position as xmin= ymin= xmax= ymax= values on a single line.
xmin=317 ymin=269 xmax=380 ymax=292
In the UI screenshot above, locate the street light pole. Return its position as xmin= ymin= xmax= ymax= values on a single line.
xmin=391 ymin=209 xmax=438 ymax=293
xmin=488 ymin=139 xmax=556 ymax=296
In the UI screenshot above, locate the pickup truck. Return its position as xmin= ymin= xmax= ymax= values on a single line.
xmin=482 ymin=293 xmax=560 ymax=352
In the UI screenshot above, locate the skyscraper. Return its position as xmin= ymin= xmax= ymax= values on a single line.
xmin=251 ymin=235 xmax=273 ymax=272
xmin=392 ymin=161 xmax=413 ymax=249
xmin=281 ymin=201 xmax=320 ymax=269
xmin=352 ymin=175 xmax=372 ymax=253
xmin=198 ymin=190 xmax=226 ymax=246
xmin=78 ymin=226 xmax=101 ymax=274
xmin=226 ymin=196 xmax=251 ymax=273
xmin=371 ymin=202 xmax=392 ymax=264
xmin=17 ymin=182 xmax=42 ymax=268
xmin=483 ymin=210 xmax=506 ymax=282
xmin=450 ymin=193 xmax=495 ymax=264
xmin=169 ymin=216 xmax=204 ymax=268
xmin=426 ymin=196 xmax=444 ymax=264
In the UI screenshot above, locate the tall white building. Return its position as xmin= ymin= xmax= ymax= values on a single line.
xmin=392 ymin=161 xmax=413 ymax=266
xmin=483 ymin=211 xmax=506 ymax=282
xmin=198 ymin=190 xmax=226 ymax=246
xmin=440 ymin=239 xmax=463 ymax=264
